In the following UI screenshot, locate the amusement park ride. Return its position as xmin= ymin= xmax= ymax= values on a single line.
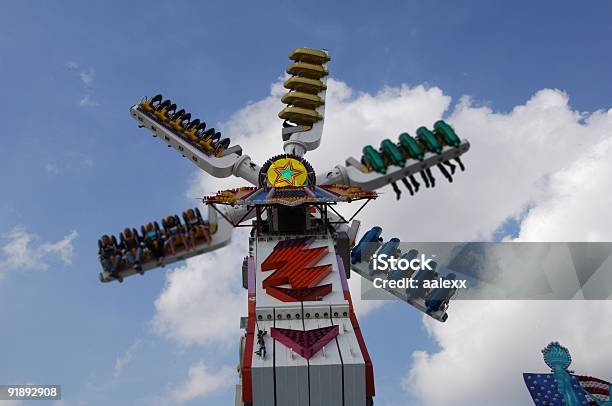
xmin=97 ymin=48 xmax=471 ymax=406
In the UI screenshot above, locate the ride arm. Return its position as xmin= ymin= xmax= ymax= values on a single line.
xmin=316 ymin=121 xmax=470 ymax=198
xmin=279 ymin=48 xmax=330 ymax=157
xmin=350 ymin=260 xmax=449 ymax=322
xmin=99 ymin=204 xmax=235 ymax=283
xmin=130 ymin=97 xmax=261 ymax=185
xmin=349 ymin=226 xmax=451 ymax=322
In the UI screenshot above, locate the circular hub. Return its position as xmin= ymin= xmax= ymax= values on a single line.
xmin=259 ymin=154 xmax=316 ymax=187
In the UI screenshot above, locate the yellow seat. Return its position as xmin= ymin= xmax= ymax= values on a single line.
xmin=278 ymin=106 xmax=322 ymax=126
xmin=155 ymin=111 xmax=170 ymax=121
xmin=154 ymin=105 xmax=174 ymax=122
xmin=139 ymin=94 xmax=163 ymax=113
xmin=284 ymin=76 xmax=326 ymax=94
xmin=169 ymin=118 xmax=184 ymax=131
xmin=183 ymin=128 xmax=199 ymax=141
xmin=281 ymin=91 xmax=324 ymax=109
xmin=139 ymin=99 xmax=155 ymax=112
xmin=198 ymin=139 xmax=214 ymax=152
xmin=289 ymin=48 xmax=330 ymax=65
xmin=193 ymin=225 xmax=211 ymax=242
xmin=286 ymin=62 xmax=328 ymax=79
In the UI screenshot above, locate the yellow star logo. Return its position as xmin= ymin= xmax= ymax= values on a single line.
xmin=267 ymin=158 xmax=307 ymax=187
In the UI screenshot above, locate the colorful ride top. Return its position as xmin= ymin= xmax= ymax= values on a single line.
xmin=205 ymin=183 xmax=376 ymax=207
xmin=97 ymin=47 xmax=471 ymax=406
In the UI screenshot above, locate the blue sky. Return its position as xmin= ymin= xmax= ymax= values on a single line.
xmin=1 ymin=1 xmax=611 ymax=405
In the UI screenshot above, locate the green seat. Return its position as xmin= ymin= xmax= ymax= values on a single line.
xmin=380 ymin=139 xmax=406 ymax=167
xmin=362 ymin=146 xmax=387 ymax=174
xmin=416 ymin=127 xmax=442 ymax=154
xmin=434 ymin=120 xmax=461 ymax=147
xmin=399 ymin=133 xmax=424 ymax=160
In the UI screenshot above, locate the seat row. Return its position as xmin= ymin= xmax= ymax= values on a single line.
xmin=360 ymin=120 xmax=466 ymax=199
xmin=138 ymin=95 xmax=235 ymax=156
xmin=97 ymin=208 xmax=211 ymax=282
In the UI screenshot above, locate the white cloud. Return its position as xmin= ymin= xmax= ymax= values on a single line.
xmin=114 ymin=340 xmax=141 ymax=379
xmin=65 ymin=61 xmax=79 ymax=70
xmin=45 ymin=157 xmax=94 ymax=173
xmin=79 ymin=95 xmax=99 ymax=107
xmin=404 ymin=301 xmax=612 ymax=406
xmin=0 ymin=227 xmax=78 ymax=279
xmin=164 ymin=362 xmax=234 ymax=405
xmin=41 ymin=230 xmax=78 ymax=265
xmin=151 ymin=235 xmax=247 ymax=347
xmin=399 ymin=94 xmax=612 ymax=406
xmin=403 ymin=135 xmax=612 ymax=405
xmin=517 ymin=133 xmax=612 ymax=242
xmin=151 ymin=77 xmax=612 ymax=404
xmin=45 ymin=162 xmax=59 ymax=174
xmin=348 ymin=272 xmax=388 ymax=317
xmin=79 ymin=68 xmax=94 ymax=87
xmin=66 ymin=63 xmax=98 ymax=105
xmin=0 ymin=227 xmax=47 ymax=272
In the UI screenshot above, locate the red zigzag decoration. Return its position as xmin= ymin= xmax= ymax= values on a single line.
xmin=261 ymin=238 xmax=332 ymax=301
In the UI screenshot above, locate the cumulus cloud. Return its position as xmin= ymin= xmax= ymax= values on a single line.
xmin=152 ymin=235 xmax=247 ymax=347
xmin=162 ymin=362 xmax=234 ymax=405
xmin=347 ymin=270 xmax=388 ymax=316
xmin=79 ymin=68 xmax=95 ymax=87
xmin=152 ymin=77 xmax=612 ymax=404
xmin=0 ymin=227 xmax=78 ymax=279
xmin=45 ymin=156 xmax=95 ymax=173
xmin=64 ymin=61 xmax=95 ymax=86
xmin=517 ymin=133 xmax=612 ymax=242
xmin=113 ymin=340 xmax=141 ymax=379
xmin=404 ymin=300 xmax=612 ymax=405
xmin=66 ymin=62 xmax=98 ymax=106
xmin=45 ymin=162 xmax=59 ymax=174
xmin=65 ymin=61 xmax=79 ymax=70
xmin=79 ymin=95 xmax=99 ymax=107
xmin=41 ymin=231 xmax=78 ymax=264
xmin=399 ymin=94 xmax=612 ymax=406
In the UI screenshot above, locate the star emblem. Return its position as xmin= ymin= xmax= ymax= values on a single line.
xmin=271 ymin=160 xmax=305 ymax=186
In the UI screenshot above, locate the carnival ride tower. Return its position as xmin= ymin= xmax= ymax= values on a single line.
xmin=97 ymin=48 xmax=471 ymax=405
